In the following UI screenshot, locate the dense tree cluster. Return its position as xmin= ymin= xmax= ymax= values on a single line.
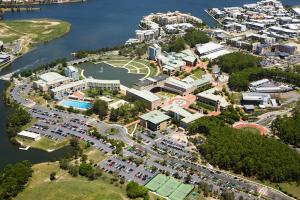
xmin=88 ymin=99 xmax=108 ymax=120
xmin=6 ymin=105 xmax=31 ymax=140
xmin=109 ymin=100 xmax=147 ymax=123
xmin=0 ymin=161 xmax=33 ymax=199
xmin=163 ymin=37 xmax=186 ymax=53
xmin=215 ymin=52 xmax=261 ymax=74
xmin=272 ymin=102 xmax=300 ymax=147
xmin=184 ymin=29 xmax=211 ymax=47
xmin=188 ymin=117 xmax=300 ymax=182
xmin=126 ymin=181 xmax=149 ymax=199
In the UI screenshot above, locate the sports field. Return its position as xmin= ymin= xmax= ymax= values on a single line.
xmin=145 ymin=174 xmax=169 ymax=191
xmin=157 ymin=177 xmax=181 ymax=197
xmin=146 ymin=174 xmax=194 ymax=200
xmin=169 ymin=183 xmax=194 ymax=200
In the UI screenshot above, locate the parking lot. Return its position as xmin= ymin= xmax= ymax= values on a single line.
xmin=99 ymin=156 xmax=156 ymax=185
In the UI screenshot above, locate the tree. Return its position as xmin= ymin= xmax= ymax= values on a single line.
xmin=216 ymin=52 xmax=261 ymax=74
xmin=164 ymin=37 xmax=186 ymax=52
xmin=272 ymin=102 xmax=300 ymax=147
xmin=50 ymin=172 xmax=56 ymax=181
xmin=184 ymin=29 xmax=211 ymax=47
xmin=188 ymin=117 xmax=300 ymax=182
xmin=0 ymin=161 xmax=33 ymax=199
xmin=91 ymin=99 xmax=108 ymax=120
xmin=126 ymin=181 xmax=149 ymax=199
xmin=79 ymin=163 xmax=93 ymax=177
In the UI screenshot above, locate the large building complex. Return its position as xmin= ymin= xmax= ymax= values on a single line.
xmin=50 ymin=78 xmax=120 ymax=100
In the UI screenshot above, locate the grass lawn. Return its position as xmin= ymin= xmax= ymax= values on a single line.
xmin=257 ymin=180 xmax=300 ymax=200
xmin=0 ymin=19 xmax=70 ymax=44
xmin=190 ymin=68 xmax=205 ymax=79
xmin=84 ymin=147 xmax=107 ymax=164
xmin=15 ymin=162 xmax=129 ymax=200
xmin=16 ymin=136 xmax=70 ymax=152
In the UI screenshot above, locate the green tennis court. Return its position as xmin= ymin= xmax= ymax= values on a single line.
xmin=157 ymin=177 xmax=181 ymax=197
xmin=169 ymin=183 xmax=194 ymax=200
xmin=145 ymin=174 xmax=169 ymax=191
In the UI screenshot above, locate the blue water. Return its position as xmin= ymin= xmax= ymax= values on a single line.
xmin=60 ymin=99 xmax=92 ymax=109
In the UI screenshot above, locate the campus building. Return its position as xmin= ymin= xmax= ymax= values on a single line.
xmin=126 ymin=88 xmax=161 ymax=110
xmin=50 ymin=78 xmax=120 ymax=100
xmin=242 ymin=92 xmax=271 ymax=106
xmin=33 ymin=72 xmax=71 ymax=92
xmin=148 ymin=44 xmax=161 ymax=60
xmin=164 ymin=77 xmax=194 ymax=95
xmin=196 ymin=88 xmax=230 ymax=110
xmin=65 ymin=65 xmax=80 ymax=80
xmin=196 ymin=42 xmax=231 ymax=60
xmin=17 ymin=131 xmax=41 ymax=141
xmin=140 ymin=110 xmax=171 ymax=131
xmin=162 ymin=104 xmax=203 ymax=128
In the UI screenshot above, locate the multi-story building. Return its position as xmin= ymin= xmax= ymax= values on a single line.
xmin=65 ymin=65 xmax=79 ymax=80
xmin=139 ymin=110 xmax=171 ymax=131
xmin=147 ymin=44 xmax=161 ymax=60
xmin=126 ymin=88 xmax=161 ymax=110
xmin=50 ymin=78 xmax=120 ymax=100
xmin=196 ymin=88 xmax=230 ymax=110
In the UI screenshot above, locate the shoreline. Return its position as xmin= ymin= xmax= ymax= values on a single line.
xmin=0 ymin=18 xmax=71 ymax=72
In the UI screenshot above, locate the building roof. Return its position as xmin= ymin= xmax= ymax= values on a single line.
xmin=140 ymin=110 xmax=171 ymax=124
xmin=249 ymin=79 xmax=269 ymax=87
xmin=200 ymin=49 xmax=231 ymax=60
xmin=17 ymin=131 xmax=41 ymax=139
xmin=67 ymin=65 xmax=78 ymax=72
xmin=242 ymin=92 xmax=271 ymax=101
xmin=127 ymin=88 xmax=160 ymax=102
xmin=162 ymin=104 xmax=193 ymax=118
xmin=165 ymin=77 xmax=193 ymax=90
xmin=39 ymin=72 xmax=67 ymax=83
xmin=196 ymin=42 xmax=224 ymax=55
xmin=197 ymin=88 xmax=230 ymax=108
xmin=181 ymin=113 xmax=203 ymax=124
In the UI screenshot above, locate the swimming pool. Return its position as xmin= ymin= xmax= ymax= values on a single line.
xmin=59 ymin=100 xmax=92 ymax=110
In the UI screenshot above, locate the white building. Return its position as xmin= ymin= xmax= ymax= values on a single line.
xmin=50 ymin=78 xmax=120 ymax=100
xmin=196 ymin=88 xmax=230 ymax=110
xmin=17 ymin=131 xmax=41 ymax=141
xmin=65 ymin=65 xmax=79 ymax=80
xmin=33 ymin=72 xmax=71 ymax=92
xmin=196 ymin=42 xmax=231 ymax=60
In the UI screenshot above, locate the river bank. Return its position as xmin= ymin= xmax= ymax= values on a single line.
xmin=0 ymin=18 xmax=71 ymax=70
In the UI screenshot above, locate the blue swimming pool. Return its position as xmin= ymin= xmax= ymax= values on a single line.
xmin=59 ymin=100 xmax=92 ymax=110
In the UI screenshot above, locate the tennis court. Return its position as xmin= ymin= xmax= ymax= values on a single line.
xmin=169 ymin=183 xmax=194 ymax=200
xmin=145 ymin=174 xmax=169 ymax=191
xmin=157 ymin=177 xmax=181 ymax=197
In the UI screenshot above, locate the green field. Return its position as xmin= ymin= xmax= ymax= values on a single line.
xmin=0 ymin=19 xmax=70 ymax=43
xmin=16 ymin=136 xmax=70 ymax=152
xmin=95 ymin=58 xmax=155 ymax=78
xmin=15 ymin=162 xmax=128 ymax=200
